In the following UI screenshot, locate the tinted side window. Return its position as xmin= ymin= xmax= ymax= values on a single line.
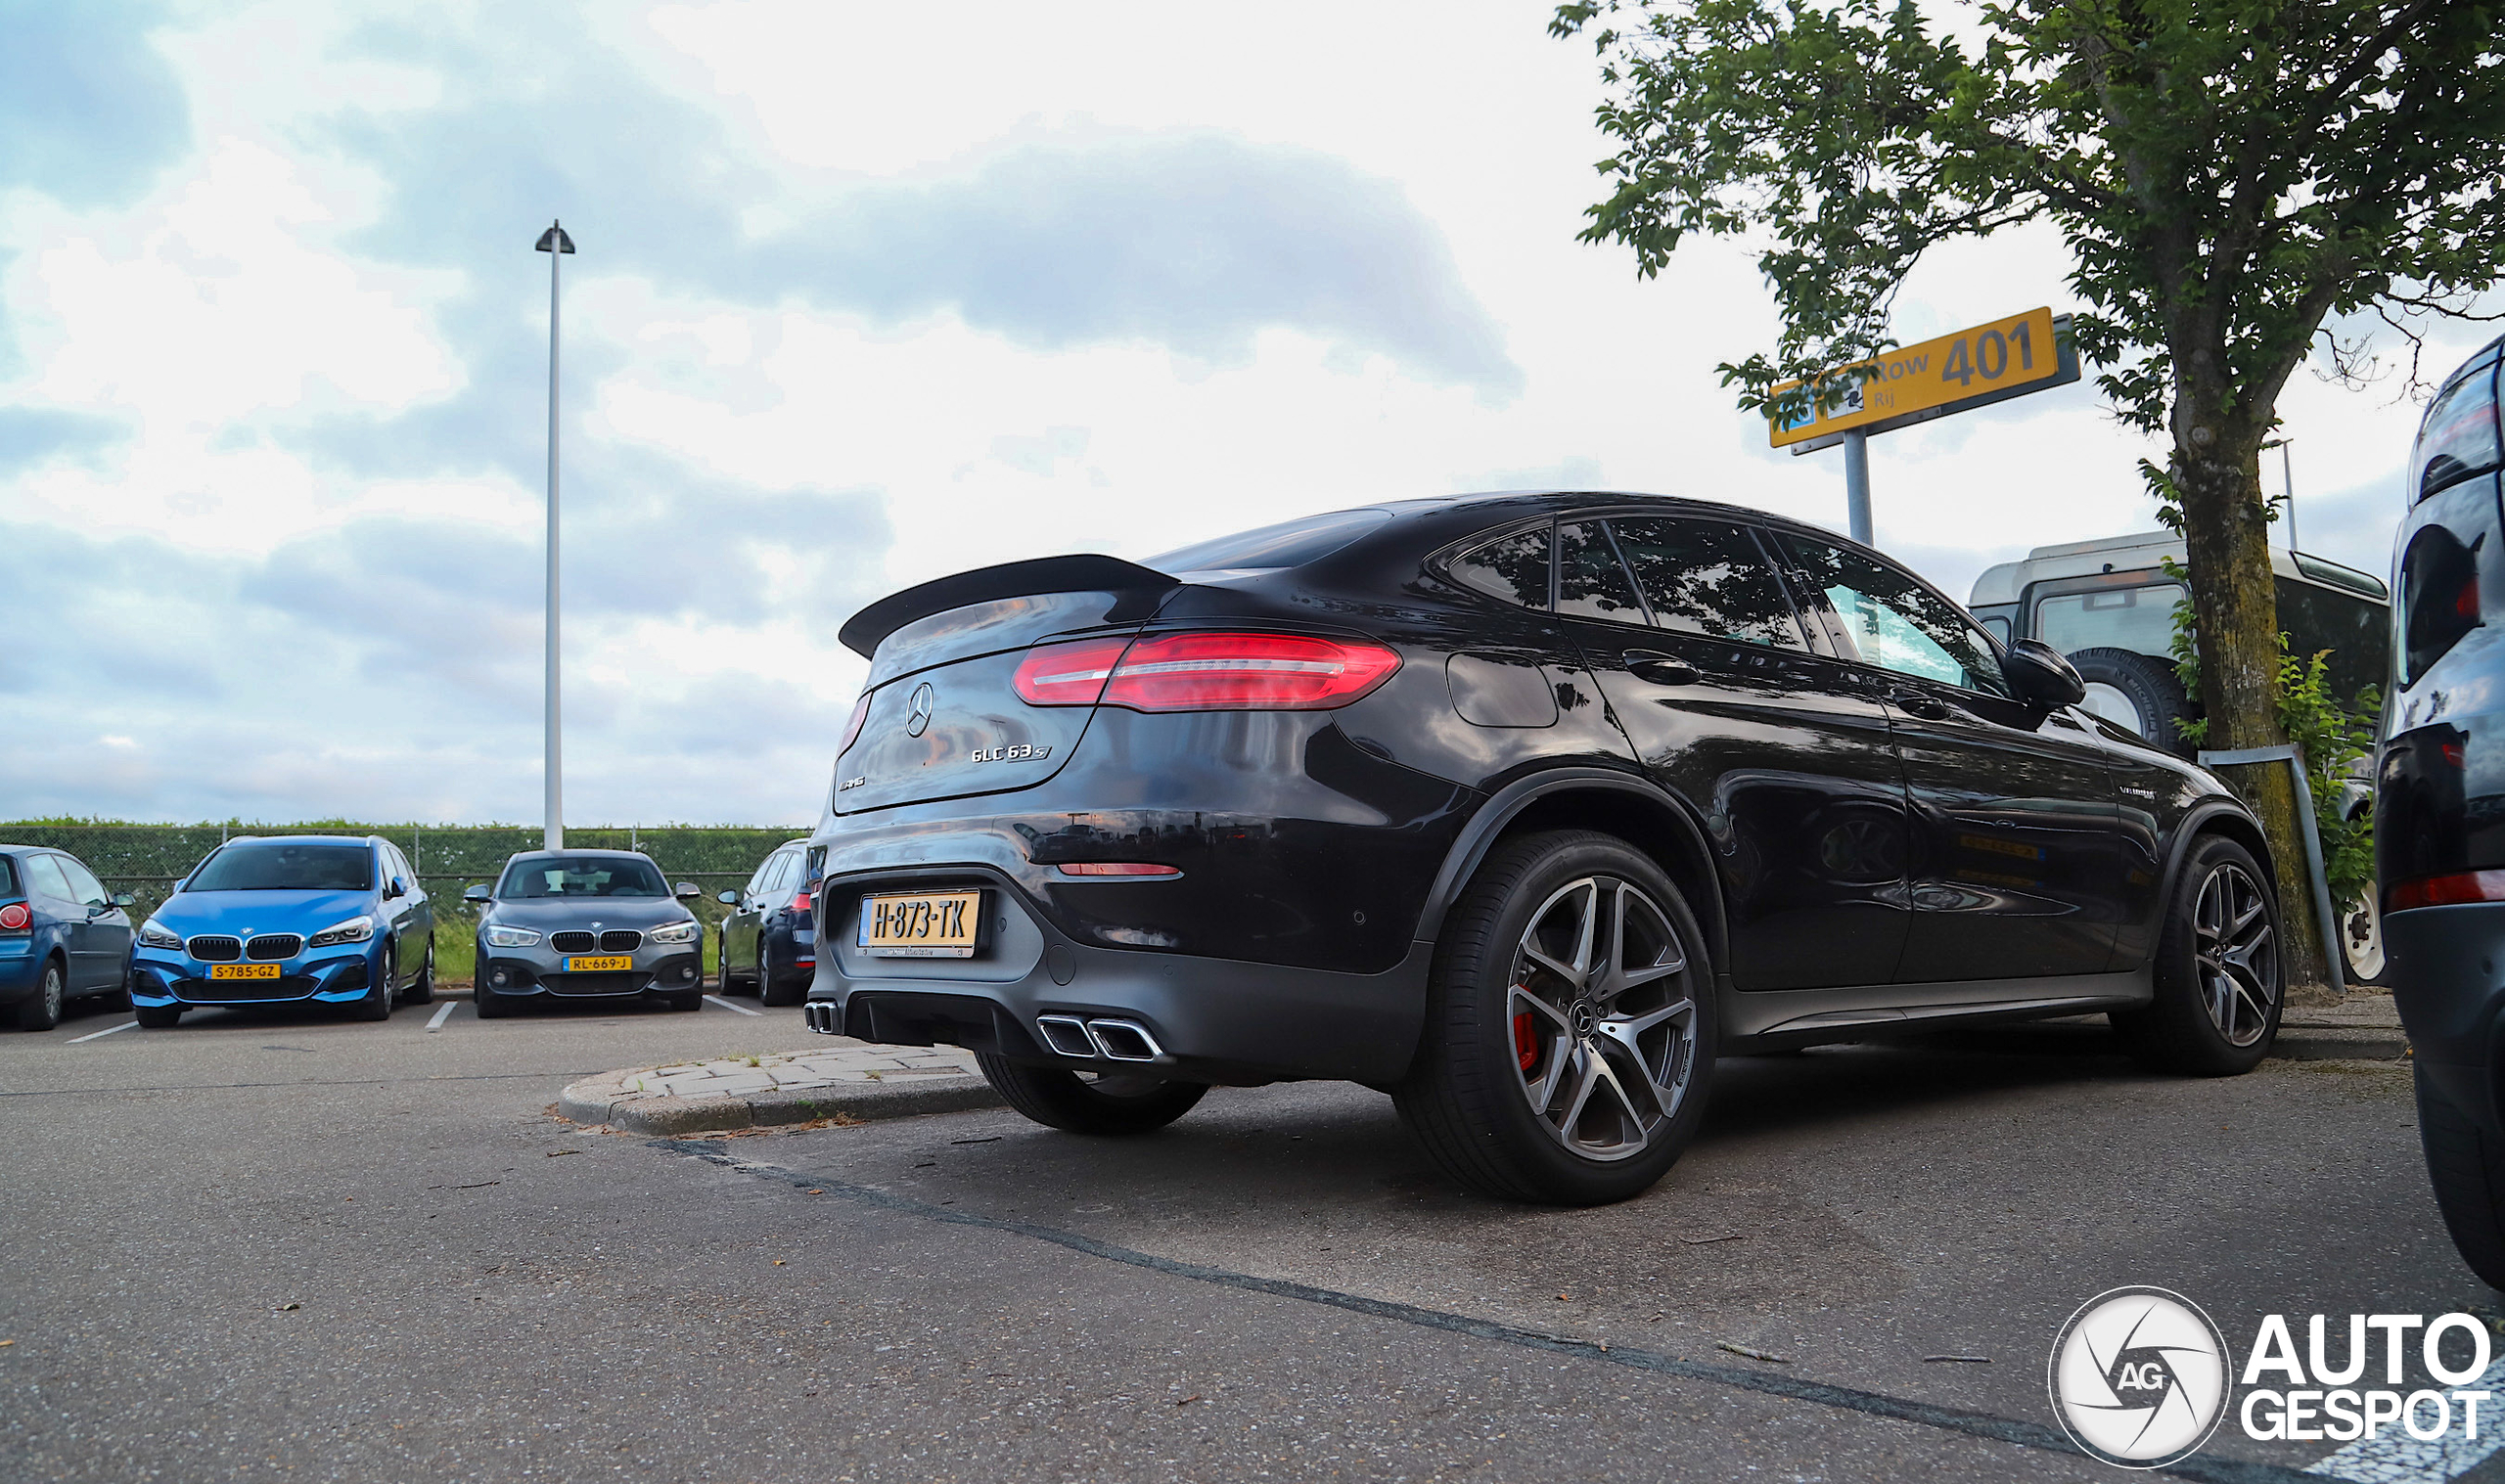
xmin=1607 ymin=517 xmax=1805 ymax=650
xmin=1447 ymin=525 xmax=1552 ymax=608
xmin=1556 ymin=521 xmax=1647 ymax=625
xmin=57 ymin=857 xmax=108 ymax=907
xmin=2417 ymin=360 xmax=2501 ymax=502
xmin=0 ymin=856 xmax=17 ymax=896
xmin=2401 ymin=522 xmax=2484 ymax=686
xmin=1781 ymin=536 xmax=2010 ymax=696
xmin=763 ymin=852 xmax=798 ymax=895
xmin=25 ymin=854 xmax=74 ymax=902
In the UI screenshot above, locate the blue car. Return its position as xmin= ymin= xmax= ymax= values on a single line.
xmin=1 ymin=844 xmax=136 ymax=1031
xmin=131 ymin=834 xmax=434 ymax=1028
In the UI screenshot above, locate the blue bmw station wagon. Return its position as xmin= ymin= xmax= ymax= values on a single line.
xmin=131 ymin=835 xmax=434 ymax=1027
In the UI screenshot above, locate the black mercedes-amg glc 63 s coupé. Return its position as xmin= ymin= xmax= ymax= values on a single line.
xmin=804 ymin=492 xmax=2284 ymax=1204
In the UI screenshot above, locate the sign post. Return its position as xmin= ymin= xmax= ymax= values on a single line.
xmin=1769 ymin=306 xmax=2079 ymax=545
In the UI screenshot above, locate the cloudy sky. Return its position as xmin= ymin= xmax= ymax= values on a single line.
xmin=0 ymin=0 xmax=2478 ymax=827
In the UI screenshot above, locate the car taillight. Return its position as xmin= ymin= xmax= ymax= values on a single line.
xmin=2387 ymin=870 xmax=2505 ymax=912
xmin=793 ymin=890 xmax=814 ymax=916
xmin=0 ymin=902 xmax=27 ymax=932
xmin=838 ymin=693 xmax=871 ymax=756
xmin=1013 ymin=637 xmax=1130 ymax=706
xmin=1015 ymin=632 xmax=1400 ymax=712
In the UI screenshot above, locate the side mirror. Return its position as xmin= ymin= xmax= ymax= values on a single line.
xmin=385 ymin=877 xmax=407 ymax=899
xmin=462 ymin=884 xmax=491 ymax=905
xmin=675 ymin=882 xmax=700 ymax=900
xmin=112 ymin=892 xmax=134 ymax=908
xmin=2006 ymin=639 xmax=2087 ymax=708
xmin=717 ymin=889 xmax=740 ymax=906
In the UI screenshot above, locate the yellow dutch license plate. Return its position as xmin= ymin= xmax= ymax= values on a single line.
xmin=209 ymin=964 xmax=281 ymax=980
xmin=858 ymin=889 xmax=981 ymax=958
xmin=564 ymin=955 xmax=633 ymax=972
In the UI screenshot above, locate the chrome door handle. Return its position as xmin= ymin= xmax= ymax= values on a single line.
xmin=1625 ymin=652 xmax=1701 ymax=686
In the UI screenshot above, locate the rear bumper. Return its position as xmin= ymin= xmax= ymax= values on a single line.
xmin=807 ymin=866 xmax=1429 ymax=1085
xmin=2388 ymin=902 xmax=2505 ymax=1132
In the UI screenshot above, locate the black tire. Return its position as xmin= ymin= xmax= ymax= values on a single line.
xmin=975 ymin=1055 xmax=1207 ymax=1135
xmin=405 ymin=938 xmax=435 ymax=1005
xmin=2112 ymin=834 xmax=2282 ymax=1075
xmin=2068 ymin=647 xmax=2197 ymax=757
xmin=716 ymin=928 xmax=746 ymax=995
xmin=135 ymin=1002 xmax=182 ymax=1029
xmin=17 ymin=959 xmax=64 ymax=1031
xmin=2417 ymin=1067 xmax=2505 ymax=1288
xmin=758 ymin=945 xmax=803 ymax=1008
xmin=473 ymin=983 xmax=511 ymax=1019
xmin=96 ymin=974 xmax=132 ymax=1012
xmin=1393 ymin=830 xmax=1716 ymax=1205
xmin=662 ymin=989 xmax=702 ymax=1012
xmin=352 ymin=947 xmax=395 ymax=1022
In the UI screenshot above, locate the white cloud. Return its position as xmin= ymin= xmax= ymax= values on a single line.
xmin=0 ymin=0 xmax=2446 ymax=829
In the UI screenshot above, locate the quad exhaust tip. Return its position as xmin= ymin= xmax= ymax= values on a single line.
xmin=804 ymin=1001 xmax=839 ymax=1035
xmin=1034 ymin=1014 xmax=1163 ymax=1062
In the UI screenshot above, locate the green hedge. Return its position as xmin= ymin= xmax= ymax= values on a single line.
xmin=0 ymin=822 xmax=808 ymax=926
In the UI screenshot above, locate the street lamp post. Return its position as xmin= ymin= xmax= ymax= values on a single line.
xmin=535 ymin=220 xmax=574 ymax=852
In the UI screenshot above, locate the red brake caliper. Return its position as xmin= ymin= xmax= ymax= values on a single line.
xmin=1513 ymin=1008 xmax=1538 ymax=1073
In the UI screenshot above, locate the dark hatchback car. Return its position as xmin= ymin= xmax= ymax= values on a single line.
xmin=717 ymin=837 xmax=817 ymax=1006
xmin=2379 ymin=336 xmax=2505 ymax=1285
xmin=0 ymin=845 xmax=135 ymax=1030
xmin=805 ymin=493 xmax=2285 ymax=1203
xmin=465 ymin=850 xmax=707 ymax=1016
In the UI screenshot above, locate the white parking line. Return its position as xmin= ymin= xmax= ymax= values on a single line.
xmin=426 ymin=1002 xmax=456 ymax=1032
xmin=704 ymin=994 xmax=761 ymax=1017
xmin=67 ymin=1019 xmax=139 ymax=1044
xmin=2305 ymin=1355 xmax=2505 ymax=1481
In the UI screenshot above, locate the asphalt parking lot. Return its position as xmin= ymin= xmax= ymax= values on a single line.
xmin=1 ymin=990 xmax=2497 ymax=1482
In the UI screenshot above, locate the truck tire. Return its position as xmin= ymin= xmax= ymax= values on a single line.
xmin=2068 ymin=647 xmax=2197 ymax=757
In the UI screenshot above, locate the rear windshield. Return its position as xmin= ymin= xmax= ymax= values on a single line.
xmin=499 ymin=857 xmax=667 ymax=900
xmin=190 ymin=843 xmax=374 ymax=892
xmin=1147 ymin=508 xmax=1391 ymax=574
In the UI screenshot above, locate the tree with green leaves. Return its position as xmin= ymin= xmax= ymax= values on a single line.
xmin=1552 ymin=0 xmax=2505 ymax=990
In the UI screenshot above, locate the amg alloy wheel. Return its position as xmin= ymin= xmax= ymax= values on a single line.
xmin=2113 ymin=835 xmax=2281 ymax=1074
xmin=1398 ymin=831 xmax=1715 ymax=1205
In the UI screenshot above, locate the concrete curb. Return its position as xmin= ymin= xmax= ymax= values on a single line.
xmin=558 ymin=1068 xmax=1005 ymax=1135
xmin=2271 ymin=1026 xmax=2411 ymax=1061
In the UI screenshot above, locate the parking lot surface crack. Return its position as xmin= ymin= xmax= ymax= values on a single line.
xmin=654 ymin=1138 xmax=2316 ymax=1484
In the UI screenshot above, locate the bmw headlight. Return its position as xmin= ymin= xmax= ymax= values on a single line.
xmin=647 ymin=920 xmax=700 ymax=945
xmin=308 ymin=915 xmax=376 ymax=948
xmin=483 ymin=923 xmax=541 ymax=948
xmin=137 ymin=919 xmax=183 ymax=951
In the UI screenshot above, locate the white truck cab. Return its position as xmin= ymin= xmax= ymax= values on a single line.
xmin=1968 ymin=531 xmax=2389 ymax=748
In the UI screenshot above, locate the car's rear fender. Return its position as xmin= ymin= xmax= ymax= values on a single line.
xmin=1411 ymin=766 xmax=1731 ymax=987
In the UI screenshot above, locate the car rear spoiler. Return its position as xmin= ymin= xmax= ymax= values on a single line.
xmin=838 ymin=554 xmax=1182 ymax=657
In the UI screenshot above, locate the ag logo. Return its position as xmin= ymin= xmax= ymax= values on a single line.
xmin=905 ymin=683 xmax=935 ymax=738
xmin=2049 ymin=1286 xmax=2230 ymax=1468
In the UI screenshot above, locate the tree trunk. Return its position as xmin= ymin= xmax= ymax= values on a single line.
xmin=2172 ymin=414 xmax=2336 ymax=1000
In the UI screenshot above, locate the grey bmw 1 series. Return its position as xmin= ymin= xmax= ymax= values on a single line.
xmin=463 ymin=850 xmax=706 ymax=1017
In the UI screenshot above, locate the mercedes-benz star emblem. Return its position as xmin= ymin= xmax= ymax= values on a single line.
xmin=905 ymin=682 xmax=935 ymax=738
